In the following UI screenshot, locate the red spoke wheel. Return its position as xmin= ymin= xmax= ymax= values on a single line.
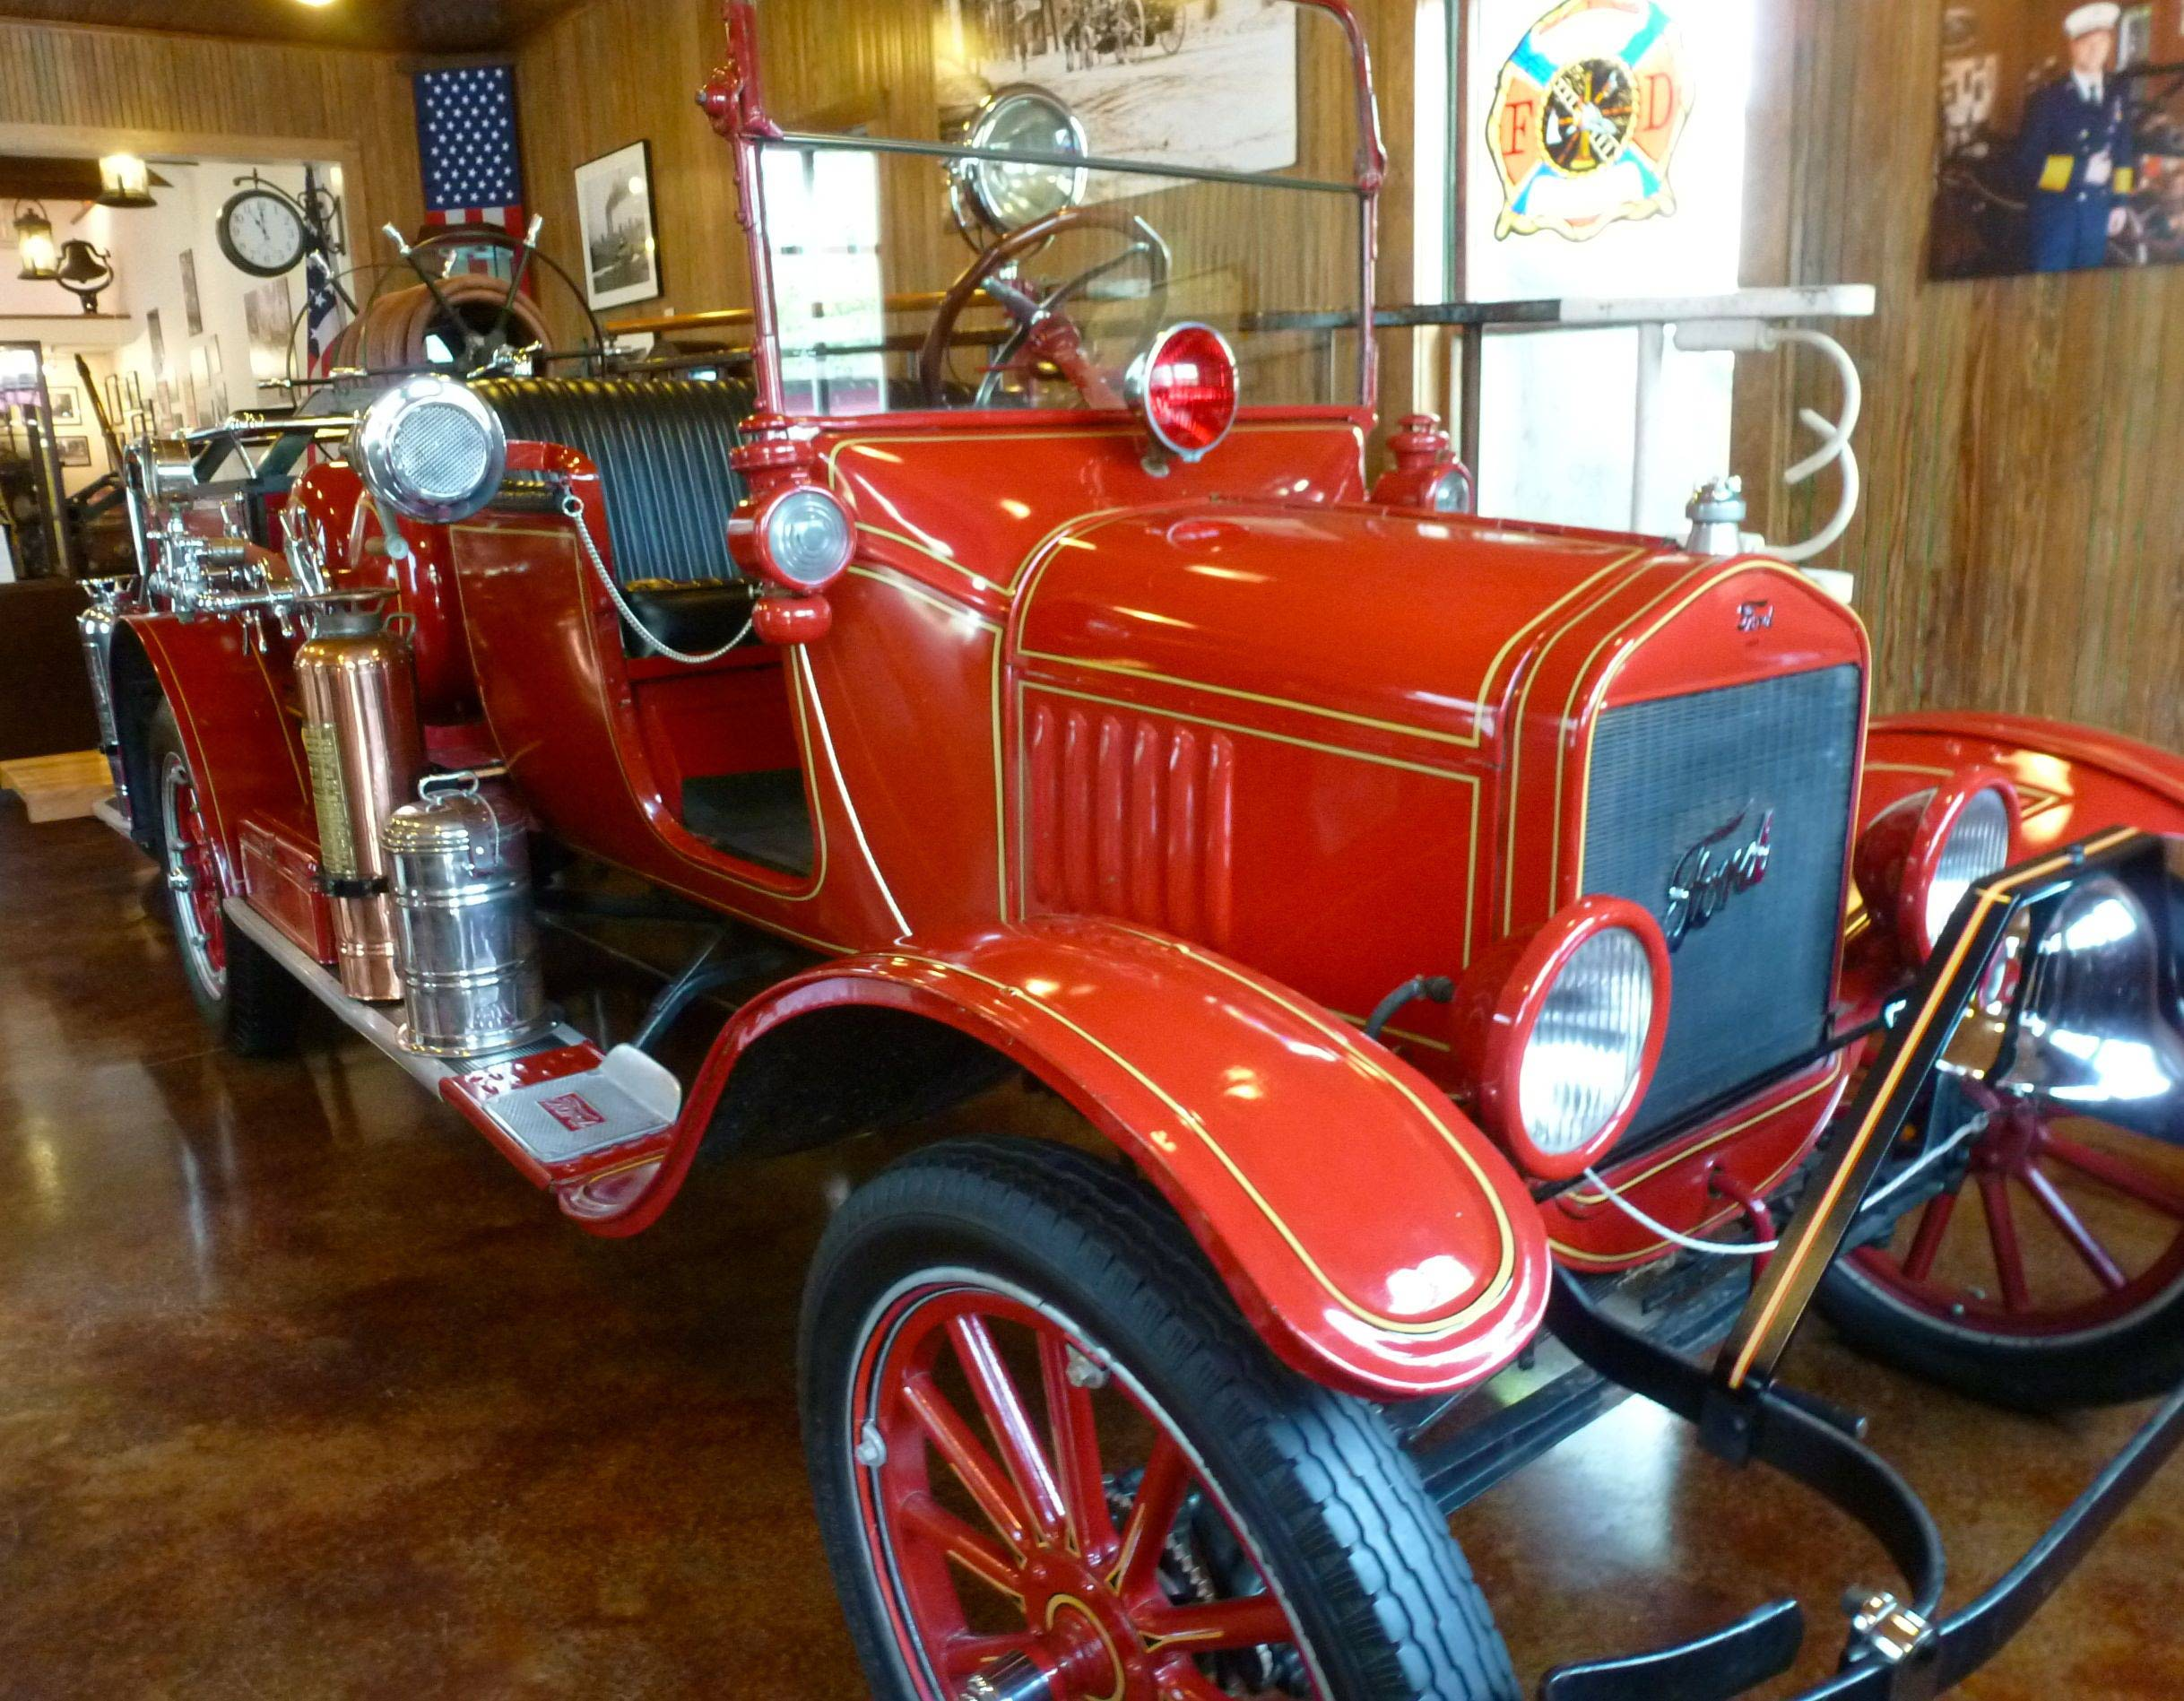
xmin=147 ymin=704 xmax=299 ymax=1058
xmin=1819 ymin=1089 xmax=2184 ymax=1410
xmin=802 ymin=1138 xmax=1518 ymax=1701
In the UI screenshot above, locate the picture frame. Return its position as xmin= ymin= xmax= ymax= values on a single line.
xmin=180 ymin=248 xmax=204 ymax=336
xmin=574 ymin=140 xmax=662 ymax=311
xmin=47 ymin=386 xmax=80 ymax=425
xmin=54 ymin=435 xmax=91 ymax=469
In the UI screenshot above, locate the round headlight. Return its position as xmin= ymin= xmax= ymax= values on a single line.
xmin=1453 ymin=896 xmax=1672 ymax=1180
xmin=954 ymin=86 xmax=1088 ymax=235
xmin=750 ymin=485 xmax=854 ymax=591
xmin=354 ymin=375 xmax=506 ymax=524
xmin=1924 ymin=787 xmax=2013 ymax=949
xmin=1428 ymin=466 xmax=1473 ymax=514
xmin=1855 ymin=770 xmax=2021 ymax=961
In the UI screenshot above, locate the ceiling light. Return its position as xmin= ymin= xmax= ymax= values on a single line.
xmin=96 ymin=153 xmax=156 ymax=208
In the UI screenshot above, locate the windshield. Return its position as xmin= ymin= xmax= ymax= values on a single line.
xmin=749 ymin=0 xmax=1373 ymax=417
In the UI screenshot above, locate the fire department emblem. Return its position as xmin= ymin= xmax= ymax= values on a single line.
xmin=1486 ymin=0 xmax=1694 ymax=242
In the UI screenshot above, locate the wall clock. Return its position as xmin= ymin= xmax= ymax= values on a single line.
xmin=216 ymin=187 xmax=308 ymax=279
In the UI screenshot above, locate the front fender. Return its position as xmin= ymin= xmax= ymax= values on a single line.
xmin=1866 ymin=712 xmax=2184 ymax=845
xmin=640 ymin=917 xmax=1551 ymax=1400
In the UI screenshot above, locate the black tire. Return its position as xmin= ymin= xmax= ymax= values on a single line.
xmin=1817 ymin=1241 xmax=2184 ymax=1412
xmin=802 ymin=1136 xmax=1519 ymax=1701
xmin=147 ymin=703 xmax=299 ymax=1058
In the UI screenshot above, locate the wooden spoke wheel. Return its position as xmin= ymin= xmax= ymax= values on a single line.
xmin=803 ymin=1139 xmax=1518 ymax=1701
xmin=1820 ymin=1087 xmax=2184 ymax=1410
xmin=147 ymin=704 xmax=297 ymax=1058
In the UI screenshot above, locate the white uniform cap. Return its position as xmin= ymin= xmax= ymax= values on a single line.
xmin=2066 ymin=2 xmax=2121 ymax=37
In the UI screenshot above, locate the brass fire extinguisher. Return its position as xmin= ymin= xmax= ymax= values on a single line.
xmin=296 ymin=596 xmax=425 ymax=1001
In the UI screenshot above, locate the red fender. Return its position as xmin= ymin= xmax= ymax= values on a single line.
xmin=611 ymin=916 xmax=1551 ymax=1400
xmin=1864 ymin=712 xmax=2184 ymax=846
xmin=127 ymin=612 xmax=314 ymax=871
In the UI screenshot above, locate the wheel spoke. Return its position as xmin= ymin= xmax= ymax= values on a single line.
xmin=1039 ymin=1331 xmax=1121 ymax=1566
xmin=948 ymin=1315 xmax=1066 ymax=1545
xmin=899 ymin=1490 xmax=1027 ymax=1601
xmin=1138 ymin=1592 xmax=1294 ymax=1654
xmin=2022 ymin=1164 xmax=2128 ymax=1292
xmin=1112 ymin=1430 xmax=1191 ymax=1599
xmin=1979 ymin=1174 xmax=2032 ymax=1313
xmin=941 ymin=1631 xmax=1042 ymax=1680
xmin=903 ymin=1368 xmax=1036 ymax=1553
xmin=1899 ymin=1188 xmax=1958 ymax=1283
xmin=2042 ymin=1132 xmax=2184 ymax=1220
xmin=1155 ymin=1662 xmax=1236 ymax=1701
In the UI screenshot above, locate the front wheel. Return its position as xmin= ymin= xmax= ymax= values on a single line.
xmin=802 ymin=1138 xmax=1518 ymax=1701
xmin=148 ymin=704 xmax=298 ymax=1058
xmin=1818 ymin=1090 xmax=2184 ymax=1410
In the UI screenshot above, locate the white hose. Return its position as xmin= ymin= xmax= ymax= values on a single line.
xmin=1578 ymin=1109 xmax=1990 ymax=1263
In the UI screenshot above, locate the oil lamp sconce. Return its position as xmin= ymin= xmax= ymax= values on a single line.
xmin=13 ymin=201 xmax=57 ymax=282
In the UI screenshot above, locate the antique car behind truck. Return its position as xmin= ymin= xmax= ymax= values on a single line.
xmin=72 ymin=2 xmax=2184 ymax=1696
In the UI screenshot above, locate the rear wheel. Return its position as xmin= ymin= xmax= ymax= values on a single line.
xmin=802 ymin=1138 xmax=1518 ymax=1701
xmin=1819 ymin=1088 xmax=2184 ymax=1410
xmin=149 ymin=704 xmax=298 ymax=1058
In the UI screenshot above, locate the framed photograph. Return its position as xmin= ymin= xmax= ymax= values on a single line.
xmin=146 ymin=307 xmax=167 ymax=378
xmin=575 ymin=140 xmax=662 ymax=310
xmin=1931 ymin=1 xmax=2184 ymax=278
xmin=242 ymin=276 xmax=295 ymax=396
xmin=47 ymin=386 xmax=80 ymax=425
xmin=180 ymin=248 xmax=204 ymax=336
xmin=54 ymin=435 xmax=91 ymax=469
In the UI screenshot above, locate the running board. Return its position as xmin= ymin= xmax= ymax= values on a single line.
xmin=223 ymin=897 xmax=679 ymax=1192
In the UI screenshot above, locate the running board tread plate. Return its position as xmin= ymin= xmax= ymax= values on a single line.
xmin=440 ymin=1045 xmax=677 ymax=1188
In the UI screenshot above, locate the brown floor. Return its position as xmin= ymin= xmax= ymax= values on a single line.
xmin=1 ymin=797 xmax=2180 ymax=1699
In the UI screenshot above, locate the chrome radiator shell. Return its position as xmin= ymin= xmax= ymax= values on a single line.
xmin=384 ymin=780 xmax=550 ymax=1058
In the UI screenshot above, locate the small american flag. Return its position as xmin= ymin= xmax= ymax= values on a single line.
xmin=301 ymin=166 xmax=347 ymax=370
xmin=413 ymin=64 xmax=526 ymax=251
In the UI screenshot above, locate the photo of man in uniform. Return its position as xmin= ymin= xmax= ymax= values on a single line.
xmin=2018 ymin=3 xmax=2134 ymax=271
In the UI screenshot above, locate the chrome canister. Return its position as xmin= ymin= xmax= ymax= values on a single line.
xmin=384 ymin=776 xmax=550 ymax=1057
xmin=295 ymin=598 xmax=424 ymax=1002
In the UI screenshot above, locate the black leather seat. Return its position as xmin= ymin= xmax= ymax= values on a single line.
xmin=472 ymin=376 xmax=758 ymax=654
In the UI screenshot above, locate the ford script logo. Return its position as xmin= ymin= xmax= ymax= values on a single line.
xmin=1662 ymin=806 xmax=1774 ymax=950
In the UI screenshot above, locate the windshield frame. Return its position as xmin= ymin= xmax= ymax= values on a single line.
xmin=707 ymin=0 xmax=1388 ymax=424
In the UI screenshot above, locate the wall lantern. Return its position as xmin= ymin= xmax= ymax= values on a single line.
xmin=13 ymin=202 xmax=57 ymax=281
xmin=96 ymin=153 xmax=156 ymax=209
xmin=54 ymin=240 xmax=116 ymax=314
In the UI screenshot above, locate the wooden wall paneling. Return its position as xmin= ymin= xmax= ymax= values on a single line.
xmin=1737 ymin=0 xmax=2184 ymax=753
xmin=0 ymin=19 xmax=424 ymax=249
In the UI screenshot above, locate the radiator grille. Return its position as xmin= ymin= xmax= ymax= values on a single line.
xmin=1582 ymin=665 xmax=1862 ymax=1138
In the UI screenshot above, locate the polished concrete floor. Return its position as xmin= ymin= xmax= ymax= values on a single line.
xmin=2 ymin=797 xmax=2180 ymax=1699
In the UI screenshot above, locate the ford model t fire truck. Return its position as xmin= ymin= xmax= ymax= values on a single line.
xmin=72 ymin=2 xmax=2184 ymax=1695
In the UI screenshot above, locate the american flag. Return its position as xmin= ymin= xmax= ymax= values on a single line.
xmin=414 ymin=64 xmax=526 ymax=244
xmin=301 ymin=165 xmax=346 ymax=369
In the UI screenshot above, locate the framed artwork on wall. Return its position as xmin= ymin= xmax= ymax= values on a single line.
xmin=47 ymin=386 xmax=80 ymax=425
xmin=54 ymin=436 xmax=91 ymax=468
xmin=181 ymin=248 xmax=204 ymax=336
xmin=1932 ymin=0 xmax=2184 ymax=278
xmin=575 ymin=141 xmax=662 ymax=311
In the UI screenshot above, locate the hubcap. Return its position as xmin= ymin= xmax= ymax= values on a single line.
xmin=160 ymin=751 xmax=228 ymax=999
xmin=850 ymin=1281 xmax=1315 ymax=1701
xmin=1853 ymin=1098 xmax=2184 ymax=1339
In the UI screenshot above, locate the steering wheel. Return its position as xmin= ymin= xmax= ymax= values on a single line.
xmin=917 ymin=205 xmax=1170 ymax=408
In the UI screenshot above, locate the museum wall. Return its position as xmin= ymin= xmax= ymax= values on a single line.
xmin=511 ymin=0 xmax=1426 ymax=421
xmin=1735 ymin=0 xmax=2184 ymax=752
xmin=0 ymin=18 xmax=424 ymax=246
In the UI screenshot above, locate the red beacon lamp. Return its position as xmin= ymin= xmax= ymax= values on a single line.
xmin=1373 ymin=412 xmax=1473 ymax=514
xmin=1125 ymin=321 xmax=1239 ymax=465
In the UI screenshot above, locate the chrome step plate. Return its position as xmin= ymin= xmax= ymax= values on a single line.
xmin=470 ymin=1068 xmax=672 ymax=1165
